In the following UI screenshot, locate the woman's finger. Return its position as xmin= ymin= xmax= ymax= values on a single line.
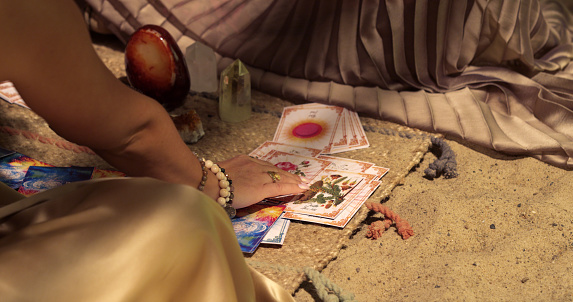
xmin=261 ymin=182 xmax=309 ymax=198
xmin=261 ymin=169 xmax=304 ymax=184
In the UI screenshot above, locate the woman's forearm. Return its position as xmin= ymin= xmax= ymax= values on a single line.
xmin=0 ymin=0 xmax=307 ymax=209
xmin=0 ymin=0 xmax=221 ymax=201
xmin=91 ymin=95 xmax=221 ymax=201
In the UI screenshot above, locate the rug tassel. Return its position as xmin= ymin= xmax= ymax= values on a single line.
xmin=424 ymin=136 xmax=458 ymax=179
xmin=303 ymin=267 xmax=356 ymax=302
xmin=245 ymin=260 xmax=357 ymax=302
xmin=365 ymin=202 xmax=414 ymax=240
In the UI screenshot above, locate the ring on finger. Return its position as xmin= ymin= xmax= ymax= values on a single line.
xmin=266 ymin=171 xmax=281 ymax=183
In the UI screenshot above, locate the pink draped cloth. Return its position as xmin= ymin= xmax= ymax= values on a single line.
xmin=83 ymin=0 xmax=573 ymax=169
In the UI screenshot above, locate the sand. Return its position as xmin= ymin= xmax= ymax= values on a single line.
xmin=295 ymin=139 xmax=573 ymax=301
xmin=90 ymin=33 xmax=573 ymax=302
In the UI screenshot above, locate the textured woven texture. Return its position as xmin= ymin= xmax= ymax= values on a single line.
xmin=0 ymin=94 xmax=431 ymax=294
xmin=0 ymin=38 xmax=432 ymax=294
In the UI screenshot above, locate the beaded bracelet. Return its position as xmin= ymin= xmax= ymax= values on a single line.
xmin=195 ymin=154 xmax=236 ymax=218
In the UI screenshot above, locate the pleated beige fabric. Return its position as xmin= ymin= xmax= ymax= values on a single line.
xmin=0 ymin=178 xmax=294 ymax=302
xmin=82 ymin=0 xmax=573 ymax=169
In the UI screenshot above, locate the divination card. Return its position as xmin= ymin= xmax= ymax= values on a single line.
xmin=317 ymin=155 xmax=375 ymax=173
xmin=345 ymin=110 xmax=359 ymax=148
xmin=364 ymin=165 xmax=390 ymax=180
xmin=284 ymin=169 xmax=378 ymax=219
xmin=348 ymin=110 xmax=369 ymax=150
xmin=17 ymin=166 xmax=94 ymax=196
xmin=0 ymin=147 xmax=15 ymax=158
xmin=291 ymin=103 xmax=350 ymax=153
xmin=91 ymin=168 xmax=126 ymax=179
xmin=330 ymin=109 xmax=348 ymax=151
xmin=330 ymin=108 xmax=360 ymax=154
xmin=288 ymin=103 xmax=370 ymax=153
xmin=0 ymin=152 xmax=53 ymax=189
xmin=232 ymin=204 xmax=286 ymax=254
xmin=331 ymin=109 xmax=369 ymax=152
xmin=259 ymin=150 xmax=332 ymax=179
xmin=0 ymin=80 xmax=29 ymax=109
xmin=273 ymin=104 xmax=344 ymax=153
xmin=249 ymin=141 xmax=322 ymax=159
xmin=282 ymin=180 xmax=381 ymax=228
xmin=261 ymin=217 xmax=290 ymax=245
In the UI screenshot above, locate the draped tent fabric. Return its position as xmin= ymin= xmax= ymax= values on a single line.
xmin=82 ymin=0 xmax=573 ymax=169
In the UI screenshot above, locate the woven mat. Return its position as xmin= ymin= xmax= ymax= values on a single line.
xmin=0 ymin=37 xmax=434 ymax=294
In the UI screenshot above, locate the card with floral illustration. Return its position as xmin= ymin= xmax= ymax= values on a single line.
xmin=17 ymin=166 xmax=94 ymax=196
xmin=249 ymin=141 xmax=322 ymax=159
xmin=284 ymin=169 xmax=378 ymax=219
xmin=0 ymin=152 xmax=53 ymax=189
xmin=232 ymin=204 xmax=286 ymax=253
xmin=282 ymin=180 xmax=381 ymax=227
xmin=259 ymin=150 xmax=332 ymax=180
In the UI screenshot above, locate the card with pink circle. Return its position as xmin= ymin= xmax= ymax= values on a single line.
xmin=273 ymin=104 xmax=344 ymax=153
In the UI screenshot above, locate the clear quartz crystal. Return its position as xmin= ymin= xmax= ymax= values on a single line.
xmin=219 ymin=59 xmax=251 ymax=123
xmin=185 ymin=41 xmax=218 ymax=94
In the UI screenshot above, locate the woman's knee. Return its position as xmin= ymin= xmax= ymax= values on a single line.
xmin=100 ymin=178 xmax=228 ymax=234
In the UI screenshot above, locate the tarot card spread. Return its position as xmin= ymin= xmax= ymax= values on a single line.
xmin=240 ymin=103 xmax=389 ymax=238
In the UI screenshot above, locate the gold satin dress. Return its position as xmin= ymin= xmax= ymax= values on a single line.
xmin=0 ymin=178 xmax=294 ymax=301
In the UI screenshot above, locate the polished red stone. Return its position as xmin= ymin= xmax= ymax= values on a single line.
xmin=125 ymin=25 xmax=190 ymax=110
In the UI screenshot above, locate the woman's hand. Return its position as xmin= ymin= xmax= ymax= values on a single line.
xmin=0 ymin=0 xmax=305 ymax=212
xmin=216 ymin=155 xmax=310 ymax=209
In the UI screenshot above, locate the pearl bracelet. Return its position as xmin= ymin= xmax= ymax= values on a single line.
xmin=195 ymin=154 xmax=236 ymax=218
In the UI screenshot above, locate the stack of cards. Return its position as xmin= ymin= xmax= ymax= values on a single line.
xmin=250 ymin=143 xmax=388 ymax=224
xmin=273 ymin=103 xmax=369 ymax=154
xmin=236 ymin=141 xmax=388 ymax=252
xmin=231 ymin=204 xmax=286 ymax=253
xmin=233 ymin=103 xmax=388 ymax=253
xmin=0 ymin=147 xmax=125 ymax=196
